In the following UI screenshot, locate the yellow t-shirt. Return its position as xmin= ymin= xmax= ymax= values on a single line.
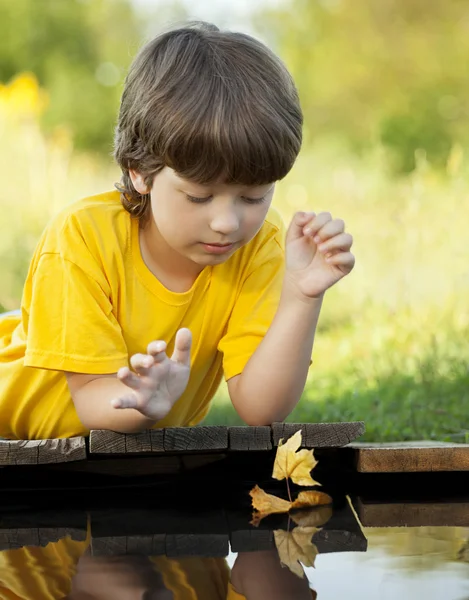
xmin=0 ymin=190 xmax=286 ymax=440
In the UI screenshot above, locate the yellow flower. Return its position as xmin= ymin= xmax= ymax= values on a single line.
xmin=0 ymin=72 xmax=49 ymax=119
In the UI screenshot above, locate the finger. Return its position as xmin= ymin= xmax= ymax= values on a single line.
xmin=317 ymin=232 xmax=353 ymax=254
xmin=117 ymin=366 xmax=141 ymax=390
xmin=285 ymin=211 xmax=316 ymax=244
xmin=325 ymin=251 xmax=356 ymax=269
xmin=111 ymin=394 xmax=139 ymax=410
xmin=147 ymin=340 xmax=169 ymax=363
xmin=171 ymin=327 xmax=192 ymax=365
xmin=130 ymin=353 xmax=154 ymax=375
xmin=303 ymin=212 xmax=332 ymax=238
xmin=313 ymin=218 xmax=345 ymax=244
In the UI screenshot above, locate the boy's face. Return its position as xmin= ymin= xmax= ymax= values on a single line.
xmin=131 ymin=166 xmax=276 ymax=270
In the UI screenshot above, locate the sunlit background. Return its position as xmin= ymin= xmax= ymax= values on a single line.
xmin=1 ymin=0 xmax=468 ymax=441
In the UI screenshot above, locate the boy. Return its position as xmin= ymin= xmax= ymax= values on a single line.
xmin=0 ymin=22 xmax=354 ymax=440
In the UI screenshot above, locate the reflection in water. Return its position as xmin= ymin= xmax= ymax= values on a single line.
xmin=302 ymin=528 xmax=469 ymax=600
xmin=1 ymin=508 xmax=469 ymax=599
xmin=0 ymin=534 xmax=315 ymax=599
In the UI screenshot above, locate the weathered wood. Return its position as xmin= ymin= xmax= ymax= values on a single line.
xmin=0 ymin=437 xmax=86 ymax=465
xmin=353 ymin=498 xmax=469 ymax=527
xmin=91 ymin=536 xmax=127 ymax=556
xmin=312 ymin=498 xmax=367 ymax=554
xmin=229 ymin=426 xmax=272 ymax=451
xmin=272 ymin=422 xmax=365 ymax=448
xmin=351 ymin=442 xmax=469 ymax=473
xmin=88 ymin=430 xmax=125 ymax=453
xmin=0 ymin=528 xmax=86 ymax=550
xmin=165 ymin=534 xmax=229 ymax=558
xmin=230 ymin=529 xmax=274 ymax=553
xmin=127 ymin=534 xmax=166 ymax=556
xmin=164 ymin=426 xmax=228 ymax=452
xmin=88 ymin=429 xmax=166 ymax=455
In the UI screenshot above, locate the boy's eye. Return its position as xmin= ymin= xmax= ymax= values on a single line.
xmin=185 ymin=194 xmax=266 ymax=204
xmin=242 ymin=196 xmax=266 ymax=204
xmin=186 ymin=194 xmax=212 ymax=203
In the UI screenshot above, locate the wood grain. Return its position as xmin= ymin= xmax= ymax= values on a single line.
xmin=230 ymin=529 xmax=274 ymax=553
xmin=272 ymin=422 xmax=365 ymax=448
xmin=0 ymin=437 xmax=86 ymax=465
xmin=351 ymin=442 xmax=469 ymax=472
xmin=229 ymin=426 xmax=272 ymax=451
xmin=165 ymin=534 xmax=229 ymax=558
xmin=0 ymin=528 xmax=86 ymax=550
xmin=164 ymin=426 xmax=228 ymax=452
xmin=354 ymin=498 xmax=469 ymax=527
xmin=89 ymin=429 xmax=165 ymax=454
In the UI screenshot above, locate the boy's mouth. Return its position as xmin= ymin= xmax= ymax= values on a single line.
xmin=200 ymin=242 xmax=235 ymax=254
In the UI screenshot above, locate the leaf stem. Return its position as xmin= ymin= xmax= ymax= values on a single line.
xmin=286 ymin=477 xmax=292 ymax=503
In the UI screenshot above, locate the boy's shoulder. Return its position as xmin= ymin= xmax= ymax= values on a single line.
xmin=35 ymin=190 xmax=128 ymax=258
xmin=49 ymin=189 xmax=124 ymax=226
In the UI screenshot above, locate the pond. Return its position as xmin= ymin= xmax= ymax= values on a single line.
xmin=1 ymin=497 xmax=468 ymax=599
xmin=1 ymin=431 xmax=469 ymax=599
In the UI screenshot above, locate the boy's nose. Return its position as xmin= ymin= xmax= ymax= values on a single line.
xmin=209 ymin=211 xmax=240 ymax=235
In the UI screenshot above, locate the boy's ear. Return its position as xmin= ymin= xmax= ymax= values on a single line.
xmin=129 ymin=169 xmax=150 ymax=194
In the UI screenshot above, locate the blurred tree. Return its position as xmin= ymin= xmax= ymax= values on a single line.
xmin=0 ymin=0 xmax=142 ymax=153
xmin=255 ymin=0 xmax=469 ymax=172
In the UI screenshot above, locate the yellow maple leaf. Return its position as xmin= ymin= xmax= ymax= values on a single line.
xmin=250 ymin=486 xmax=333 ymax=526
xmin=250 ymin=485 xmax=292 ymax=525
xmin=291 ymin=490 xmax=332 ymax=510
xmin=290 ymin=505 xmax=333 ymax=528
xmin=274 ymin=527 xmax=320 ymax=578
xmin=272 ymin=430 xmax=321 ymax=487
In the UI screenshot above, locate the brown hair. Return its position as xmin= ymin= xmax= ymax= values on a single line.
xmin=113 ymin=21 xmax=303 ymax=220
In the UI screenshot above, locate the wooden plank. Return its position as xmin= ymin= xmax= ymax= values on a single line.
xmin=230 ymin=529 xmax=274 ymax=553
xmin=88 ymin=430 xmax=125 ymax=453
xmin=0 ymin=509 xmax=88 ymax=550
xmin=91 ymin=534 xmax=166 ymax=557
xmin=164 ymin=426 xmax=228 ymax=452
xmin=89 ymin=429 xmax=165 ymax=454
xmin=272 ymin=422 xmax=365 ymax=448
xmin=0 ymin=528 xmax=86 ymax=551
xmin=312 ymin=498 xmax=367 ymax=554
xmin=0 ymin=437 xmax=86 ymax=465
xmin=351 ymin=442 xmax=469 ymax=473
xmin=353 ymin=498 xmax=469 ymax=527
xmin=229 ymin=426 xmax=272 ymax=451
xmin=91 ymin=536 xmax=127 ymax=556
xmin=165 ymin=534 xmax=229 ymax=558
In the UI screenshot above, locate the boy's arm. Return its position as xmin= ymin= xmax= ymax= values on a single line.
xmin=66 ymin=373 xmax=157 ymax=433
xmin=228 ymin=286 xmax=322 ymax=426
xmin=66 ymin=328 xmax=192 ymax=433
xmin=228 ymin=210 xmax=354 ymax=426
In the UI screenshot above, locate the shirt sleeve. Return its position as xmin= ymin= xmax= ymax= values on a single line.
xmin=217 ymin=220 xmax=286 ymax=381
xmin=22 ymin=217 xmax=129 ymax=374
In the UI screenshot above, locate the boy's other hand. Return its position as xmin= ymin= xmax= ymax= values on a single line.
xmin=284 ymin=211 xmax=355 ymax=299
xmin=110 ymin=328 xmax=192 ymax=421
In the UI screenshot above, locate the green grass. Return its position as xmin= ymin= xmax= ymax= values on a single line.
xmin=205 ymin=314 xmax=469 ymax=442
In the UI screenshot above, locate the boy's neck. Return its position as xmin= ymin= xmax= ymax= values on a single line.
xmin=138 ymin=221 xmax=204 ymax=293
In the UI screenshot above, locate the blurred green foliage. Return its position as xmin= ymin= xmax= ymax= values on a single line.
xmin=256 ymin=0 xmax=469 ymax=172
xmin=0 ymin=0 xmax=141 ymax=153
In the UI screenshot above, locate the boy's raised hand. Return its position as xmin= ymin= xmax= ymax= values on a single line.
xmin=110 ymin=328 xmax=192 ymax=421
xmin=284 ymin=211 xmax=355 ymax=299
